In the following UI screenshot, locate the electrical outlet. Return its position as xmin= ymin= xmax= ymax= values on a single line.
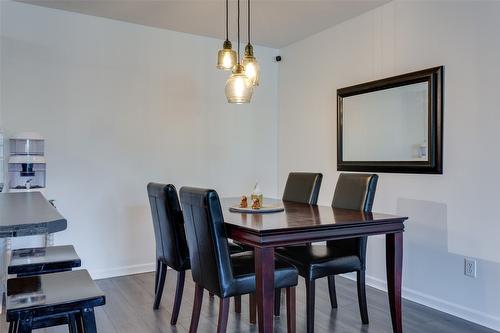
xmin=464 ymin=258 xmax=477 ymax=278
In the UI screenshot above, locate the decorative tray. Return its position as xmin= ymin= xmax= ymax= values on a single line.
xmin=229 ymin=204 xmax=284 ymax=214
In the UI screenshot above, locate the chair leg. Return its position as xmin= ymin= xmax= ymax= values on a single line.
xmin=274 ymin=288 xmax=281 ymax=316
xmin=217 ymin=297 xmax=231 ymax=333
xmin=190 ymin=284 xmax=204 ymax=333
xmin=327 ymin=275 xmax=338 ymax=309
xmin=153 ymin=262 xmax=167 ymax=309
xmin=249 ymin=293 xmax=257 ymax=324
xmin=357 ymin=270 xmax=369 ymax=324
xmin=305 ymin=279 xmax=315 ymax=333
xmin=154 ymin=259 xmax=161 ymax=294
xmin=234 ymin=295 xmax=242 ymax=314
xmin=286 ymin=287 xmax=296 ymax=333
xmin=80 ymin=308 xmax=98 ymax=333
xmin=171 ymin=270 xmax=186 ymax=325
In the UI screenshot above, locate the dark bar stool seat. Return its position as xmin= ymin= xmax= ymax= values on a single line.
xmin=7 ymin=269 xmax=105 ymax=333
xmin=8 ymin=245 xmax=81 ymax=277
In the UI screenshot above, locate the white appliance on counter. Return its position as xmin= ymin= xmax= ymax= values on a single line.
xmin=8 ymin=132 xmax=47 ymax=194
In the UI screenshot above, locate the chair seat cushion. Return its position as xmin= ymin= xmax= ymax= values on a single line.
xmin=223 ymin=251 xmax=298 ymax=298
xmin=228 ymin=242 xmax=246 ymax=254
xmin=8 ymin=245 xmax=81 ymax=276
xmin=276 ymin=245 xmax=362 ymax=280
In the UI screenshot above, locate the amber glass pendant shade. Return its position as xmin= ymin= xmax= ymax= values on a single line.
xmin=217 ymin=40 xmax=237 ymax=70
xmin=225 ymin=64 xmax=253 ymax=104
xmin=242 ymin=44 xmax=260 ymax=86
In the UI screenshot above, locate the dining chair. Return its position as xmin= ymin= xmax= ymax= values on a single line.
xmin=275 ymin=172 xmax=323 ymax=315
xmin=147 ymin=183 xmax=244 ymax=325
xmin=179 ymin=187 xmax=299 ymax=333
xmin=276 ymin=173 xmax=378 ymax=333
xmin=282 ymin=172 xmax=323 ymax=204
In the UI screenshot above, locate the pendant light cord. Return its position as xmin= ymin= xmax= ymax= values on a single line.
xmin=225 ymin=0 xmax=229 ymax=41
xmin=247 ymin=0 xmax=251 ymax=43
xmin=237 ymin=0 xmax=241 ymax=63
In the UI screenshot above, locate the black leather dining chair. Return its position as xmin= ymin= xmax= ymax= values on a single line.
xmin=282 ymin=172 xmax=323 ymax=204
xmin=275 ymin=172 xmax=323 ymax=315
xmin=147 ymin=183 xmax=244 ymax=325
xmin=179 ymin=187 xmax=299 ymax=333
xmin=276 ymin=173 xmax=378 ymax=333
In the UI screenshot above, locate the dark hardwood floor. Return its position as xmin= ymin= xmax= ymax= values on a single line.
xmin=2 ymin=271 xmax=497 ymax=333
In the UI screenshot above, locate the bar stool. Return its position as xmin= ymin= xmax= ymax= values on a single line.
xmin=6 ymin=270 xmax=105 ymax=333
xmin=8 ymin=245 xmax=81 ymax=277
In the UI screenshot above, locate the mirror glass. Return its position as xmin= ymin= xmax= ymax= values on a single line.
xmin=342 ymin=82 xmax=429 ymax=162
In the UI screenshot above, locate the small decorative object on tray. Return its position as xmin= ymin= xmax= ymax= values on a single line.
xmin=251 ymin=182 xmax=263 ymax=206
xmin=229 ymin=182 xmax=284 ymax=214
xmin=251 ymin=197 xmax=261 ymax=209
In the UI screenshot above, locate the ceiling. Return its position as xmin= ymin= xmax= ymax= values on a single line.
xmin=18 ymin=0 xmax=390 ymax=48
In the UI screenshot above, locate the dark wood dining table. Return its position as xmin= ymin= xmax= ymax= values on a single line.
xmin=222 ymin=198 xmax=408 ymax=333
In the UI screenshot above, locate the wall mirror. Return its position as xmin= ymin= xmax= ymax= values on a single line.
xmin=337 ymin=66 xmax=443 ymax=174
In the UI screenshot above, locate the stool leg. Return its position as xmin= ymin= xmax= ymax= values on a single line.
xmin=75 ymin=312 xmax=85 ymax=333
xmin=68 ymin=314 xmax=78 ymax=333
xmin=80 ymin=308 xmax=97 ymax=333
xmin=8 ymin=321 xmax=17 ymax=333
xmin=16 ymin=316 xmax=32 ymax=333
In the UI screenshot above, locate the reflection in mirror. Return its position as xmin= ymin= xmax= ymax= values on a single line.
xmin=343 ymin=82 xmax=429 ymax=162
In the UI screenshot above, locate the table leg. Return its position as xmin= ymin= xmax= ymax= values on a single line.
xmin=386 ymin=232 xmax=403 ymax=333
xmin=255 ymin=246 xmax=274 ymax=333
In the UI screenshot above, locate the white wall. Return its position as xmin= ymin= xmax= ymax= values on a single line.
xmin=278 ymin=0 xmax=500 ymax=330
xmin=0 ymin=1 xmax=279 ymax=278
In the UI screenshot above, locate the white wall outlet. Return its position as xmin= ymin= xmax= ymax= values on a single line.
xmin=464 ymin=258 xmax=477 ymax=278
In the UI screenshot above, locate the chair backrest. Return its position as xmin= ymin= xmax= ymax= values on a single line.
xmin=332 ymin=173 xmax=378 ymax=212
xmin=329 ymin=173 xmax=378 ymax=268
xmin=179 ymin=187 xmax=233 ymax=296
xmin=147 ymin=183 xmax=189 ymax=271
xmin=282 ymin=172 xmax=323 ymax=204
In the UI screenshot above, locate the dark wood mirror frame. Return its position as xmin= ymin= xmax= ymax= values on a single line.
xmin=337 ymin=66 xmax=443 ymax=174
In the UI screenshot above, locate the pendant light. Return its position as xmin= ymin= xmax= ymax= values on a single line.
xmin=242 ymin=0 xmax=260 ymax=86
xmin=217 ymin=0 xmax=237 ymax=70
xmin=225 ymin=0 xmax=253 ymax=104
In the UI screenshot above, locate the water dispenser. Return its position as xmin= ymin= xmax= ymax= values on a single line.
xmin=8 ymin=132 xmax=46 ymax=191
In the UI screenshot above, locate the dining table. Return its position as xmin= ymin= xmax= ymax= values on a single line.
xmin=0 ymin=191 xmax=67 ymax=313
xmin=222 ymin=197 xmax=409 ymax=333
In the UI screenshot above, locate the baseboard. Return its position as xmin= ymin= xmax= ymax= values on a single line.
xmin=89 ymin=262 xmax=156 ymax=280
xmin=341 ymin=273 xmax=500 ymax=332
